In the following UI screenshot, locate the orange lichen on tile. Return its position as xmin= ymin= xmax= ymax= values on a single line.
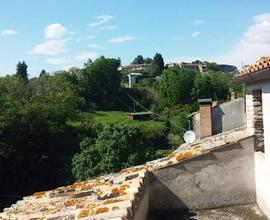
xmin=167 ymin=152 xmax=176 ymax=159
xmin=103 ymin=198 xmax=123 ymax=205
xmin=120 ymin=166 xmax=145 ymax=174
xmin=192 ymin=146 xmax=204 ymax=155
xmin=112 ymin=206 xmax=119 ymax=211
xmin=33 ymin=191 xmax=46 ymax=199
xmin=167 ymin=160 xmax=173 ymax=166
xmin=175 ymin=152 xmax=193 ymax=161
xmin=95 ymin=207 xmax=109 ymax=214
xmin=145 ymin=164 xmax=154 ymax=171
xmin=64 ymin=199 xmax=78 ymax=207
xmin=77 ymin=209 xmax=95 ymax=218
xmin=111 ymin=184 xmax=129 ymax=196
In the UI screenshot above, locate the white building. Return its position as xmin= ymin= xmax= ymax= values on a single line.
xmin=235 ymin=56 xmax=270 ymax=218
xmin=127 ymin=72 xmax=142 ymax=88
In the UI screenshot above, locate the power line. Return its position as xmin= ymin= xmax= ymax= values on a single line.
xmin=126 ymin=93 xmax=187 ymax=133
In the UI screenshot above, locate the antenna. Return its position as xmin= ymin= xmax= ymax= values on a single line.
xmin=241 ymin=60 xmax=245 ymax=69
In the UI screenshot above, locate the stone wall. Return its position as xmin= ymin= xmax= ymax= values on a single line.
xmin=148 ymin=136 xmax=256 ymax=211
xmin=252 ymin=90 xmax=264 ymax=152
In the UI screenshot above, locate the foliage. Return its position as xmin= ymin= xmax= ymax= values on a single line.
xmin=204 ymin=61 xmax=219 ymax=71
xmin=0 ymin=73 xmax=83 ymax=208
xmin=131 ymin=55 xmax=144 ymax=64
xmin=80 ymin=56 xmax=121 ymax=110
xmin=144 ymin=57 xmax=153 ymax=64
xmin=16 ymin=61 xmax=28 ymax=81
xmin=147 ymin=53 xmax=164 ymax=76
xmin=157 ymin=67 xmax=197 ymax=105
xmin=192 ymin=71 xmax=231 ymax=101
xmin=72 ymin=123 xmax=155 ymax=180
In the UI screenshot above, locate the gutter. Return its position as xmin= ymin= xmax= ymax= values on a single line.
xmin=233 ymin=67 xmax=270 ymax=83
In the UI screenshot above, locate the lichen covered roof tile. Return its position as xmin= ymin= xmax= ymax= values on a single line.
xmin=0 ymin=127 xmax=250 ymax=219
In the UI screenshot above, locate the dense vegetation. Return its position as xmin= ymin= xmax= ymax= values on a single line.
xmin=0 ymin=54 xmax=242 ymax=210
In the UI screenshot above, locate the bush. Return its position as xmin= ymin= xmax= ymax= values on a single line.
xmin=72 ymin=123 xmax=155 ymax=180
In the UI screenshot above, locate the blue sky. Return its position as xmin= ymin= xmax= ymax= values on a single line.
xmin=0 ymin=0 xmax=269 ymax=77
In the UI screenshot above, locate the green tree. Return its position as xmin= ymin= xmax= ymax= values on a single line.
xmin=72 ymin=123 xmax=155 ymax=180
xmin=205 ymin=61 xmax=219 ymax=71
xmin=0 ymin=73 xmax=84 ymax=208
xmin=157 ymin=67 xmax=197 ymax=105
xmin=192 ymin=71 xmax=231 ymax=101
xmin=71 ymin=138 xmax=101 ymax=180
xmin=144 ymin=57 xmax=153 ymax=64
xmin=192 ymin=60 xmax=204 ymax=65
xmin=80 ymin=56 xmax=121 ymax=109
xmin=131 ymin=55 xmax=144 ymax=64
xmin=147 ymin=53 xmax=165 ymax=76
xmin=39 ymin=69 xmax=48 ymax=77
xmin=192 ymin=73 xmax=212 ymax=100
xmin=16 ymin=61 xmax=28 ymax=81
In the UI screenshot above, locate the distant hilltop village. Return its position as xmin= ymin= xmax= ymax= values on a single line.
xmin=118 ymin=62 xmax=237 ymax=73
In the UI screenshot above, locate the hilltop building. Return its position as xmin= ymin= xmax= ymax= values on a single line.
xmin=118 ymin=64 xmax=150 ymax=72
xmin=166 ymin=62 xmax=207 ymax=72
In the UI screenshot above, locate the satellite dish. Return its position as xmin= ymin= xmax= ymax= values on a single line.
xmin=184 ymin=130 xmax=196 ymax=144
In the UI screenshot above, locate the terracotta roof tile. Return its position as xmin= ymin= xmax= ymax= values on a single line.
xmin=0 ymin=127 xmax=250 ymax=219
xmin=240 ymin=56 xmax=270 ymax=76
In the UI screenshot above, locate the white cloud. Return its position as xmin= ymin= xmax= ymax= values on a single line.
xmin=75 ymin=52 xmax=100 ymax=62
xmin=29 ymin=40 xmax=68 ymax=55
xmin=212 ymin=13 xmax=270 ymax=67
xmin=89 ymin=15 xmax=114 ymax=27
xmin=88 ymin=44 xmax=105 ymax=50
xmin=30 ymin=23 xmax=70 ymax=56
xmin=46 ymin=57 xmax=70 ymax=65
xmin=192 ymin=31 xmax=200 ymax=37
xmin=194 ymin=19 xmax=205 ymax=26
xmin=109 ymin=35 xmax=135 ymax=43
xmin=169 ymin=13 xmax=270 ymax=69
xmin=98 ymin=25 xmax=117 ymax=31
xmin=0 ymin=30 xmax=17 ymax=36
xmin=45 ymin=23 xmax=67 ymax=39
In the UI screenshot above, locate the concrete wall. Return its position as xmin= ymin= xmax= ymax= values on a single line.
xmin=149 ymin=136 xmax=256 ymax=211
xmin=134 ymin=185 xmax=149 ymax=220
xmin=193 ymin=98 xmax=246 ymax=138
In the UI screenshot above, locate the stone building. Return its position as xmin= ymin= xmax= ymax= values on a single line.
xmin=166 ymin=62 xmax=207 ymax=73
xmin=118 ymin=64 xmax=150 ymax=72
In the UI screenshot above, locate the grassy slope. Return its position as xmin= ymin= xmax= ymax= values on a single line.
xmin=89 ymin=111 xmax=166 ymax=138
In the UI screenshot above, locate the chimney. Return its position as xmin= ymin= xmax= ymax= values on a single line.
xmin=198 ymin=99 xmax=213 ymax=138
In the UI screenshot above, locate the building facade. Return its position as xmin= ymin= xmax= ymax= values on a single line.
xmin=235 ymin=56 xmax=270 ymax=218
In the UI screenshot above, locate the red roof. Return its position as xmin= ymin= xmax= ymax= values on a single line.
xmin=240 ymin=56 xmax=270 ymax=76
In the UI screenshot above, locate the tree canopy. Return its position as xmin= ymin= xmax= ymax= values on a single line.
xmin=147 ymin=53 xmax=164 ymax=76
xmin=72 ymin=123 xmax=155 ymax=180
xmin=16 ymin=61 xmax=28 ymax=81
xmin=157 ymin=67 xmax=197 ymax=105
xmin=80 ymin=56 xmax=121 ymax=109
xmin=131 ymin=55 xmax=144 ymax=64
